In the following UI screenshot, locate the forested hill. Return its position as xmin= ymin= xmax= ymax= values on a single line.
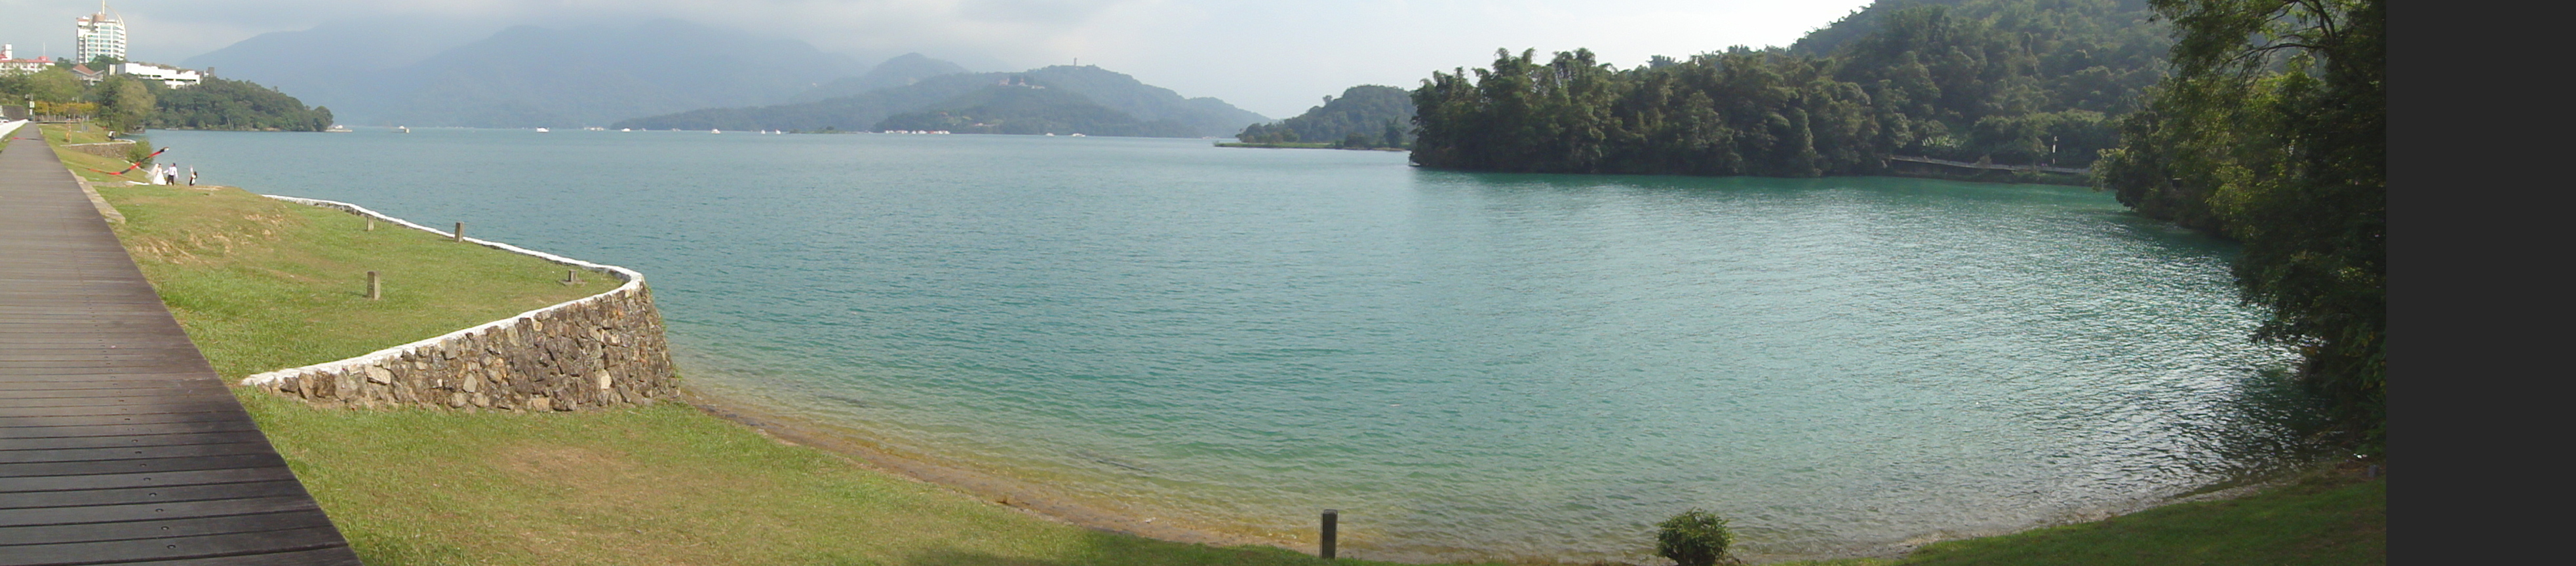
xmin=149 ymin=77 xmax=335 ymax=132
xmin=1237 ymin=85 xmax=1416 ymax=147
xmin=615 ymin=66 xmax=1267 ymax=138
xmin=874 ymin=85 xmax=1200 ymax=137
xmin=1410 ymin=0 xmax=2166 ymax=176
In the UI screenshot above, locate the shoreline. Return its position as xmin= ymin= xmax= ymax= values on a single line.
xmin=669 ymin=381 xmax=2320 ymax=565
xmin=672 ymin=385 xmax=1304 ymax=554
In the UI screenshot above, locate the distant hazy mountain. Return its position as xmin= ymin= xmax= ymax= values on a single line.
xmin=788 ymin=53 xmax=971 ymax=103
xmin=182 ymin=16 xmax=505 ymax=117
xmin=876 ymin=85 xmax=1198 ymax=137
xmin=189 ymin=19 xmax=870 ymax=127
xmin=617 ymin=65 xmax=1269 ymax=138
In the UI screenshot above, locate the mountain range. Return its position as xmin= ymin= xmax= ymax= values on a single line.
xmin=182 ymin=19 xmax=1266 ymax=136
xmin=614 ymin=65 xmax=1269 ymax=138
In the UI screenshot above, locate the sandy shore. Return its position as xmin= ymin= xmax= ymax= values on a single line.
xmin=674 ymin=387 xmax=1308 ymax=554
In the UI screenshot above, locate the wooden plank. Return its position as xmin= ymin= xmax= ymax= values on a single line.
xmin=0 ymin=419 xmax=266 ymax=441
xmin=0 ymin=495 xmax=322 ymax=528
xmin=0 ymin=525 xmax=349 ymax=565
xmin=0 ymin=430 xmax=272 ymax=451
xmin=0 ymin=511 xmax=335 ymax=546
xmin=0 ymin=466 xmax=298 ymax=493
xmin=0 ymin=411 xmax=252 ymax=429
xmin=0 ymin=440 xmax=279 ymax=464
xmin=0 ymin=453 xmax=290 ymax=479
xmin=0 ymin=479 xmax=311 ymax=509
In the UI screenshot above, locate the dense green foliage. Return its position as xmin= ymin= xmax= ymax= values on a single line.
xmin=1 ymin=68 xmax=90 ymax=104
xmin=1236 ymin=85 xmax=1416 ymax=148
xmin=91 ymin=77 xmax=159 ymax=133
xmin=2 ymin=70 xmax=156 ymax=132
xmin=1654 ymin=510 xmax=1739 ymax=566
xmin=5 ymin=71 xmax=330 ymax=132
xmin=147 ymin=77 xmax=335 ymax=131
xmin=874 ymin=85 xmax=1198 ymax=136
xmin=2094 ymin=0 xmax=2383 ymax=447
xmin=1410 ymin=0 xmax=2167 ymax=175
xmin=620 ymin=65 xmax=1267 ymax=138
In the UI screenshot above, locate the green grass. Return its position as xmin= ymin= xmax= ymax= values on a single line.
xmin=244 ymin=396 xmax=1401 ymax=566
xmin=1887 ymin=472 xmax=2384 ymax=566
xmin=60 ymin=125 xmax=623 ymax=381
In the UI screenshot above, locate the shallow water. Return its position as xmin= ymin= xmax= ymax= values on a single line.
xmin=157 ymin=128 xmax=2318 ymax=562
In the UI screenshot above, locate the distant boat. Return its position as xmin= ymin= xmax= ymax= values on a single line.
xmin=324 ymin=124 xmax=353 ymax=133
xmin=535 ymin=128 xmax=551 ymax=132
xmin=1045 ymin=132 xmax=1056 ymax=137
xmin=1070 ymin=133 xmax=1086 ymax=137
xmin=712 ymin=129 xmax=722 ymax=134
xmin=620 ymin=128 xmax=631 ymax=132
xmin=585 ymin=126 xmax=606 ymax=131
xmin=397 ymin=126 xmax=410 ymax=134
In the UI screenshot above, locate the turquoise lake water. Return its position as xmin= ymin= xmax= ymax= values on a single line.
xmin=153 ymin=128 xmax=2320 ymax=562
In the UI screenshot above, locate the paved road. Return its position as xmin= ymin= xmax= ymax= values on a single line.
xmin=1 ymin=123 xmax=362 ymax=565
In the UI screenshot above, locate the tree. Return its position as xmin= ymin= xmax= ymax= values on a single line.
xmin=14 ymin=69 xmax=88 ymax=104
xmin=2099 ymin=0 xmax=2384 ymax=448
xmin=94 ymin=76 xmax=157 ymax=133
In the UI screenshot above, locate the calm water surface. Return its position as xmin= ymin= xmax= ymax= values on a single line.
xmin=156 ymin=128 xmax=2318 ymax=562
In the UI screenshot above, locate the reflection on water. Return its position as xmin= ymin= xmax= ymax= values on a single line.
xmin=158 ymin=129 xmax=2328 ymax=563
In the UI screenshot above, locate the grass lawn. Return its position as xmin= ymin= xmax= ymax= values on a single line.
xmin=1882 ymin=470 xmax=2384 ymax=566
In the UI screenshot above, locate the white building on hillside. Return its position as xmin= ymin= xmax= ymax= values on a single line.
xmin=76 ymin=4 xmax=128 ymax=64
xmin=1 ymin=45 xmax=60 ymax=75
xmin=116 ymin=62 xmax=201 ymax=88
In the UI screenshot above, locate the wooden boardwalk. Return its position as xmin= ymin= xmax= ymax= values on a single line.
xmin=1 ymin=123 xmax=362 ymax=565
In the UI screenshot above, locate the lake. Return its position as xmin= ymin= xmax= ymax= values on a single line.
xmin=153 ymin=128 xmax=2321 ymax=563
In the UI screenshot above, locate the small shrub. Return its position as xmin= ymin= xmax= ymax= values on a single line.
xmin=1656 ymin=509 xmax=1737 ymax=566
xmin=125 ymin=140 xmax=155 ymax=166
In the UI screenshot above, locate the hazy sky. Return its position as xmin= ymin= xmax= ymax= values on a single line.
xmin=0 ymin=0 xmax=1875 ymax=117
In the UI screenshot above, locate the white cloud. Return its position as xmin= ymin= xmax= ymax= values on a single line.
xmin=0 ymin=0 xmax=1873 ymax=117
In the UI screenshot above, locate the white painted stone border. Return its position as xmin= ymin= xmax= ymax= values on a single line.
xmin=240 ymin=195 xmax=648 ymax=388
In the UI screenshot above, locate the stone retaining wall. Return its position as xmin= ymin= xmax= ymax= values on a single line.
xmin=241 ymin=196 xmax=679 ymax=411
xmin=60 ymin=140 xmax=138 ymax=159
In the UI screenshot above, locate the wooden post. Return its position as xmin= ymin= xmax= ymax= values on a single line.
xmin=1320 ymin=509 xmax=1338 ymax=559
xmin=364 ymin=218 xmax=374 ymax=231
xmin=366 ymin=271 xmax=381 ymax=300
xmin=453 ymin=222 xmax=464 ymax=242
xmin=563 ymin=269 xmax=581 ymax=285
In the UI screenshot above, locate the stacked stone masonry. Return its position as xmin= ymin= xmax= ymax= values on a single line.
xmin=60 ymin=140 xmax=140 ymax=159
xmin=241 ymin=196 xmax=678 ymax=411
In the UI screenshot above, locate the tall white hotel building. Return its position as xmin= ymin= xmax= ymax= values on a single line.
xmin=75 ymin=4 xmax=127 ymax=64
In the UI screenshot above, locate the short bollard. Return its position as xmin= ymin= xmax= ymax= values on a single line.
xmin=563 ymin=269 xmax=582 ymax=285
xmin=1320 ymin=509 xmax=1338 ymax=559
xmin=453 ymin=222 xmax=465 ymax=242
xmin=364 ymin=218 xmax=374 ymax=231
xmin=366 ymin=271 xmax=381 ymax=300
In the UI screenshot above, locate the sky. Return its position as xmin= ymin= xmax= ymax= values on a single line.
xmin=0 ymin=0 xmax=1877 ymax=118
